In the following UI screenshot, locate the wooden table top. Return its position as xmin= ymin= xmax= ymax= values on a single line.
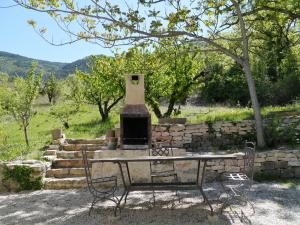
xmin=90 ymin=153 xmax=241 ymax=163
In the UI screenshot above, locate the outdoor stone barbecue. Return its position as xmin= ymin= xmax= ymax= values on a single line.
xmin=120 ymin=74 xmax=151 ymax=149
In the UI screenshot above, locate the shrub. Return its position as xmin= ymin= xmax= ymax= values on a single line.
xmin=264 ymin=117 xmax=300 ymax=147
xmin=2 ymin=164 xmax=43 ymax=191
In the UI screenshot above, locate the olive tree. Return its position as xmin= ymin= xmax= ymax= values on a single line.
xmin=14 ymin=0 xmax=266 ymax=146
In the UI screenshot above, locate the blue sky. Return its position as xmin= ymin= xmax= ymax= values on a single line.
xmin=0 ymin=1 xmax=112 ymax=63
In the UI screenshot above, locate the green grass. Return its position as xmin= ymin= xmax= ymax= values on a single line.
xmin=0 ymin=97 xmax=120 ymax=161
xmin=0 ymin=96 xmax=299 ymax=161
xmin=162 ymin=102 xmax=300 ymax=123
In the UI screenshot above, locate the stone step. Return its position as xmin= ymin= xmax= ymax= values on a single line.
xmin=43 ymin=155 xmax=57 ymax=161
xmin=44 ymin=149 xmax=57 ymax=156
xmin=46 ymin=168 xmax=87 ymax=178
xmin=62 ymin=144 xmax=105 ymax=151
xmin=56 ymin=151 xmax=94 ymax=159
xmin=52 ymin=159 xmax=85 ymax=168
xmin=44 ymin=177 xmax=87 ymax=189
xmin=66 ymin=138 xmax=106 ymax=145
xmin=47 ymin=145 xmax=60 ymax=150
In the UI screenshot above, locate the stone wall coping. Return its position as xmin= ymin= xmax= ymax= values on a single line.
xmin=256 ymin=149 xmax=300 ymax=154
xmin=152 ymin=119 xmax=257 ymax=126
xmin=0 ymin=160 xmax=50 ymax=171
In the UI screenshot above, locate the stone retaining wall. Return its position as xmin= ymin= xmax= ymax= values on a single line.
xmin=254 ymin=149 xmax=300 ymax=178
xmin=152 ymin=115 xmax=300 ymax=151
xmin=0 ymin=160 xmax=48 ymax=192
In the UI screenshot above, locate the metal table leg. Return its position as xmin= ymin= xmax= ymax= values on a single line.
xmin=115 ymin=162 xmax=129 ymax=213
xmin=124 ymin=162 xmax=131 ymax=203
xmin=198 ymin=160 xmax=214 ymax=215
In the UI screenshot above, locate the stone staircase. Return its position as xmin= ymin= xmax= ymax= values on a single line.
xmin=43 ymin=138 xmax=107 ymax=189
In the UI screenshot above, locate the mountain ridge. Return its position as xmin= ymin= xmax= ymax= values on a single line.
xmin=0 ymin=51 xmax=92 ymax=79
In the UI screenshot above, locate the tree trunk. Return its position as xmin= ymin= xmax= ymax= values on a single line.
xmin=243 ymin=62 xmax=266 ymax=147
xmin=23 ymin=125 xmax=29 ymax=147
xmin=146 ymin=97 xmax=162 ymax=118
xmin=101 ymin=112 xmax=109 ymax=122
xmin=97 ymin=102 xmax=109 ymax=122
xmin=231 ymin=0 xmax=266 ymax=147
xmin=164 ymin=96 xmax=176 ymax=118
xmin=47 ymin=94 xmax=52 ymax=104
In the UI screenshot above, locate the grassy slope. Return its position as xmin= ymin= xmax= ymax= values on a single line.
xmin=176 ymin=104 xmax=300 ymax=123
xmin=0 ymin=97 xmax=299 ymax=161
xmin=0 ymin=97 xmax=120 ymax=161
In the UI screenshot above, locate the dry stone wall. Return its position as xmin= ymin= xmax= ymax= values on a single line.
xmin=254 ymin=149 xmax=300 ymax=178
xmin=204 ymin=149 xmax=300 ymax=181
xmin=152 ymin=120 xmax=255 ymax=151
xmin=152 ymin=115 xmax=300 ymax=151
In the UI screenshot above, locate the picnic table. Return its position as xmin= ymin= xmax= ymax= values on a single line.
xmin=91 ymin=153 xmax=240 ymax=215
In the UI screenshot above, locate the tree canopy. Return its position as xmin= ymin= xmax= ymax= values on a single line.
xmin=76 ymin=55 xmax=125 ymax=121
xmin=13 ymin=0 xmax=300 ymax=147
xmin=0 ymin=62 xmax=43 ymax=146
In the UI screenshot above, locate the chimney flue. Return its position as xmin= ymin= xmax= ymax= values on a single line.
xmin=125 ymin=74 xmax=145 ymax=105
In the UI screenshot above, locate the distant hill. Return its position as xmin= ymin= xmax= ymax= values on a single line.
xmin=0 ymin=51 xmax=91 ymax=79
xmin=59 ymin=57 xmax=93 ymax=76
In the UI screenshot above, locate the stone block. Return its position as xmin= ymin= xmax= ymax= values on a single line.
xmin=210 ymin=166 xmax=224 ymax=171
xmin=262 ymin=161 xmax=276 ymax=170
xmin=274 ymin=152 xmax=287 ymax=158
xmin=69 ymin=168 xmax=85 ymax=176
xmin=153 ymin=126 xmax=167 ymax=132
xmin=237 ymin=160 xmax=244 ymax=166
xmin=280 ymin=168 xmax=294 ymax=178
xmin=207 ymin=161 xmax=216 ymax=166
xmin=171 ymin=132 xmax=184 ymax=137
xmin=30 ymin=165 xmax=45 ymax=173
xmin=265 ymin=157 xmax=278 ymax=162
xmin=224 ymin=159 xmax=237 ymax=166
xmin=182 ymin=138 xmax=192 ymax=142
xmin=169 ymin=125 xmax=185 ymax=132
xmin=286 ymin=153 xmax=297 ymax=158
xmin=254 ymin=163 xmax=261 ymax=167
xmin=255 ymin=157 xmax=266 ymax=163
xmin=267 ymin=152 xmax=276 ymax=157
xmin=173 ymin=136 xmax=183 ymax=141
xmin=288 ymin=160 xmax=300 ymax=167
xmin=225 ymin=166 xmax=240 ymax=173
xmin=277 ymin=161 xmax=288 ymax=169
xmin=295 ymin=167 xmax=300 ymax=178
xmin=160 ymin=132 xmax=169 ymax=137
xmin=52 ymin=129 xmax=62 ymax=140
xmin=158 ymin=118 xmax=186 ymax=124
xmin=184 ymin=133 xmax=192 ymax=138
xmin=263 ymin=169 xmax=280 ymax=177
xmin=256 ymin=153 xmax=267 ymax=158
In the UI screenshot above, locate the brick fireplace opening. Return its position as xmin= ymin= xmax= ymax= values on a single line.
xmin=120 ymin=74 xmax=151 ymax=149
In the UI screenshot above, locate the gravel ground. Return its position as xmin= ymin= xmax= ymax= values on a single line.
xmin=0 ymin=181 xmax=299 ymax=225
